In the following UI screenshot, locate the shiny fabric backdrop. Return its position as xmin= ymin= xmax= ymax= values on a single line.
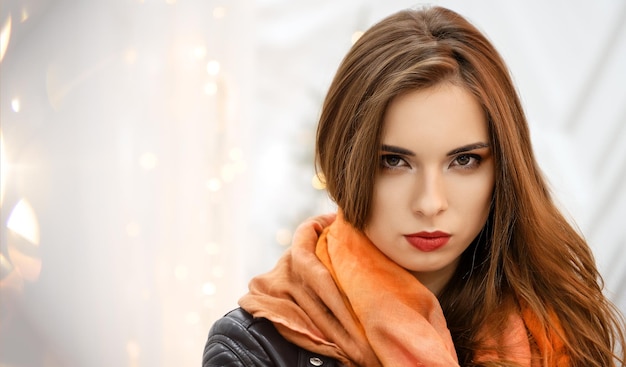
xmin=1 ymin=0 xmax=625 ymax=366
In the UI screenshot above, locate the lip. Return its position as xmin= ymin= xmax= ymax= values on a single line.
xmin=405 ymin=231 xmax=451 ymax=252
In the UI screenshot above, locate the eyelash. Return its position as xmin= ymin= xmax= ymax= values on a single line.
xmin=450 ymin=154 xmax=482 ymax=169
xmin=380 ymin=153 xmax=483 ymax=170
xmin=380 ymin=154 xmax=409 ymax=170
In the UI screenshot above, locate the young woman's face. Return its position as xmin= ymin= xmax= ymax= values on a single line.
xmin=364 ymin=83 xmax=494 ymax=295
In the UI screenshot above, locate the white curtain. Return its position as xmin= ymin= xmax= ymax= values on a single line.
xmin=1 ymin=0 xmax=624 ymax=366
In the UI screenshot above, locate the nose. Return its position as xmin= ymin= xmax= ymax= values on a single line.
xmin=412 ymin=169 xmax=448 ymax=217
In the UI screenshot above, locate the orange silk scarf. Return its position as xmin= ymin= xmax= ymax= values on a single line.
xmin=239 ymin=213 xmax=568 ymax=366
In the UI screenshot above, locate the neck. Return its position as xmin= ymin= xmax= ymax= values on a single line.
xmin=411 ymin=258 xmax=460 ymax=296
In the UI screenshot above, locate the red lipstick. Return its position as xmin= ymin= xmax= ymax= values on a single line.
xmin=405 ymin=231 xmax=450 ymax=252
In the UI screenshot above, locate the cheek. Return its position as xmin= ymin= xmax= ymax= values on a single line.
xmin=372 ymin=177 xmax=411 ymax=209
xmin=447 ymin=173 xmax=494 ymax=215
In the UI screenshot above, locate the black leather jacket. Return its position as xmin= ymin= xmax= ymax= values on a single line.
xmin=203 ymin=308 xmax=340 ymax=367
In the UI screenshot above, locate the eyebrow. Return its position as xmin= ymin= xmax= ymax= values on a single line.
xmin=380 ymin=142 xmax=489 ymax=157
xmin=381 ymin=144 xmax=415 ymax=156
xmin=446 ymin=142 xmax=489 ymax=156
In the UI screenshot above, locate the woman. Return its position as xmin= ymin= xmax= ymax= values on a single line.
xmin=203 ymin=6 xmax=625 ymax=366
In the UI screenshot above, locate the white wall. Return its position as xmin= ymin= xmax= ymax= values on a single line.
xmin=1 ymin=0 xmax=624 ymax=366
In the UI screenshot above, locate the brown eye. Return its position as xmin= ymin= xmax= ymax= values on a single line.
xmin=381 ymin=155 xmax=408 ymax=169
xmin=456 ymin=154 xmax=471 ymax=166
xmin=450 ymin=154 xmax=482 ymax=169
xmin=384 ymin=156 xmax=401 ymax=166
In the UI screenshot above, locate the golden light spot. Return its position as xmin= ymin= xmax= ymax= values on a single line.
xmin=204 ymin=81 xmax=218 ymax=96
xmin=7 ymin=199 xmax=40 ymax=245
xmin=206 ymin=60 xmax=220 ymax=76
xmin=0 ymin=15 xmax=12 ymax=63
xmin=233 ymin=160 xmax=247 ymax=174
xmin=174 ymin=265 xmax=189 ymax=281
xmin=204 ymin=242 xmax=220 ymax=255
xmin=229 ymin=147 xmax=243 ymax=161
xmin=0 ymin=132 xmax=7 ymax=205
xmin=126 ymin=340 xmax=141 ymax=359
xmin=193 ymin=46 xmax=207 ymax=60
xmin=124 ymin=48 xmax=138 ymax=65
xmin=206 ymin=178 xmax=221 ymax=192
xmin=21 ymin=8 xmax=29 ymax=22
xmin=221 ymin=163 xmax=236 ymax=182
xmin=10 ymin=98 xmax=20 ymax=112
xmin=202 ymin=282 xmax=217 ymax=296
xmin=276 ymin=228 xmax=292 ymax=246
xmin=312 ymin=173 xmax=326 ymax=190
xmin=6 ymin=199 xmax=42 ymax=282
xmin=351 ymin=31 xmax=364 ymax=45
xmin=186 ymin=311 xmax=200 ymax=324
xmin=211 ymin=266 xmax=224 ymax=278
xmin=139 ymin=152 xmax=158 ymax=170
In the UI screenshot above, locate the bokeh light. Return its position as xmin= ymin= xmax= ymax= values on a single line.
xmin=312 ymin=173 xmax=326 ymax=190
xmin=10 ymin=98 xmax=20 ymax=112
xmin=206 ymin=60 xmax=220 ymax=76
xmin=139 ymin=152 xmax=158 ymax=171
xmin=275 ymin=228 xmax=292 ymax=246
xmin=0 ymin=15 xmax=11 ymax=63
xmin=6 ymin=199 xmax=42 ymax=283
xmin=0 ymin=2 xmax=624 ymax=366
xmin=7 ymin=199 xmax=40 ymax=246
xmin=351 ymin=30 xmax=364 ymax=44
xmin=0 ymin=131 xmax=7 ymax=204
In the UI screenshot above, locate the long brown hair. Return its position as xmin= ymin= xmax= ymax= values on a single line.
xmin=315 ymin=6 xmax=625 ymax=366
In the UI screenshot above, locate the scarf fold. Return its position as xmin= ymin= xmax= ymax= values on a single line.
xmin=239 ymin=212 xmax=568 ymax=366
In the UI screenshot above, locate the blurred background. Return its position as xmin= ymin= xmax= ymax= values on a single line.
xmin=1 ymin=0 xmax=625 ymax=366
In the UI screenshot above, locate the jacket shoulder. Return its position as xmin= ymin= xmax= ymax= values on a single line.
xmin=203 ymin=308 xmax=284 ymax=366
xmin=203 ymin=307 xmax=338 ymax=367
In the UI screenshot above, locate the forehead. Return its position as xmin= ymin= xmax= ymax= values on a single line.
xmin=382 ymin=84 xmax=488 ymax=151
